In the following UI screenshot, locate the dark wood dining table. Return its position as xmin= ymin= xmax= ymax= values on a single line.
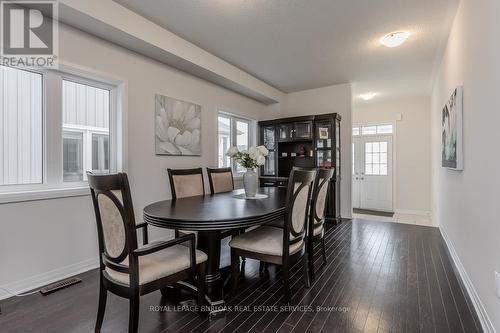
xmin=143 ymin=187 xmax=287 ymax=316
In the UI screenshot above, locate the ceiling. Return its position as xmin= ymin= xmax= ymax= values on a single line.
xmin=114 ymin=0 xmax=458 ymax=101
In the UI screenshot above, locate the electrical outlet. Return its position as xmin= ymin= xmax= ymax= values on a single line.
xmin=495 ymin=271 xmax=500 ymax=299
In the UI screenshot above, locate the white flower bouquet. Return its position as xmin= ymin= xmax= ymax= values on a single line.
xmin=226 ymin=145 xmax=269 ymax=169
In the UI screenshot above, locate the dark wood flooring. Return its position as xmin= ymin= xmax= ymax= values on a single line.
xmin=0 ymin=219 xmax=482 ymax=333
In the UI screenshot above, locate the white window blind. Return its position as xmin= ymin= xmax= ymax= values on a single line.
xmin=0 ymin=66 xmax=43 ymax=185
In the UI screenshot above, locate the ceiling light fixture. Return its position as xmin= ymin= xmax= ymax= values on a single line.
xmin=360 ymin=93 xmax=377 ymax=101
xmin=380 ymin=31 xmax=410 ymax=48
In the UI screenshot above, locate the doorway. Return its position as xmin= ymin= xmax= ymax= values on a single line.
xmin=352 ymin=124 xmax=394 ymax=212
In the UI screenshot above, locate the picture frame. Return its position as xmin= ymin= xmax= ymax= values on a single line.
xmin=441 ymin=86 xmax=463 ymax=170
xmin=155 ymin=94 xmax=202 ymax=156
xmin=319 ymin=127 xmax=329 ymax=139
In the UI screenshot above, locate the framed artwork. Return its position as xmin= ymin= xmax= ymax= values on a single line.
xmin=319 ymin=127 xmax=329 ymax=139
xmin=155 ymin=94 xmax=201 ymax=156
xmin=442 ymin=86 xmax=463 ymax=170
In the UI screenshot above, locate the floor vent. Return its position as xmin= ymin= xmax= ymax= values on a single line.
xmin=40 ymin=277 xmax=82 ymax=295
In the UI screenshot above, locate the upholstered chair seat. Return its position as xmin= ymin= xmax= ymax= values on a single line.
xmin=264 ymin=219 xmax=323 ymax=237
xmin=229 ymin=226 xmax=303 ymax=257
xmin=312 ymin=224 xmax=324 ymax=237
xmin=106 ymin=243 xmax=207 ymax=285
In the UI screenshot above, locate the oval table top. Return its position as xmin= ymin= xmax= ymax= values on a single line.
xmin=143 ymin=187 xmax=286 ymax=231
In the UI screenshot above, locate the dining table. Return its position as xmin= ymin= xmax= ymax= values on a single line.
xmin=143 ymin=186 xmax=287 ymax=316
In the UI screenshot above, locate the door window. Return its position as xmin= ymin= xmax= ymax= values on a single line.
xmin=365 ymin=141 xmax=388 ymax=175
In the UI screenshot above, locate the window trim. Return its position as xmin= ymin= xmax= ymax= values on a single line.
xmin=217 ymin=110 xmax=256 ymax=177
xmin=0 ymin=62 xmax=126 ymax=203
xmin=353 ymin=122 xmax=394 ymax=137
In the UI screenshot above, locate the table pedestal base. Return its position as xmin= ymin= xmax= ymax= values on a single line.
xmin=197 ymin=230 xmax=227 ymax=317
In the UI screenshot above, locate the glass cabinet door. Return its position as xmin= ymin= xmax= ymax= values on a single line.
xmin=294 ymin=121 xmax=312 ymax=139
xmin=264 ymin=151 xmax=276 ymax=175
xmin=277 ymin=124 xmax=293 ymax=141
xmin=263 ymin=126 xmax=276 ymax=149
xmin=317 ymin=149 xmax=332 ymax=168
xmin=316 ymin=123 xmax=332 ymax=149
xmin=262 ymin=125 xmax=276 ymax=175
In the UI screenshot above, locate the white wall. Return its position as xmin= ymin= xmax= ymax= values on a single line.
xmin=431 ymin=0 xmax=500 ymax=331
xmin=0 ymin=23 xmax=273 ymax=297
xmin=353 ymin=96 xmax=431 ymax=215
xmin=276 ymin=84 xmax=353 ymax=218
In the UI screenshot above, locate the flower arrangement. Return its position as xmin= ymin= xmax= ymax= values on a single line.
xmin=227 ymin=145 xmax=269 ymax=169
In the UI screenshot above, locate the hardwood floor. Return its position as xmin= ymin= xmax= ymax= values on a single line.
xmin=0 ymin=219 xmax=482 ymax=333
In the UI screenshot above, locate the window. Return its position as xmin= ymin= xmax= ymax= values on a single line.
xmin=217 ymin=115 xmax=231 ymax=168
xmin=217 ymin=112 xmax=254 ymax=174
xmin=0 ymin=66 xmax=43 ymax=185
xmin=62 ymin=80 xmax=111 ymax=181
xmin=235 ymin=120 xmax=249 ymax=173
xmin=63 ymin=132 xmax=83 ymax=182
xmin=0 ymin=65 xmax=120 ymax=199
xmin=365 ymin=141 xmax=388 ymax=175
xmin=353 ymin=124 xmax=393 ymax=136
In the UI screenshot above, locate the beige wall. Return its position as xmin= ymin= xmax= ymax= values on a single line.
xmin=431 ymin=0 xmax=500 ymax=331
xmin=353 ymin=96 xmax=431 ymax=215
xmin=276 ymin=84 xmax=353 ymax=218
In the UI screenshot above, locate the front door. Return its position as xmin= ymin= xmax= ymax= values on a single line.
xmin=352 ymin=135 xmax=393 ymax=212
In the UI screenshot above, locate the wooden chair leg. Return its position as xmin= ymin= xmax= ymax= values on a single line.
xmin=302 ymin=254 xmax=310 ymax=288
xmin=231 ymin=249 xmax=239 ymax=294
xmin=128 ymin=290 xmax=140 ymax=333
xmin=197 ymin=262 xmax=206 ymax=307
xmin=95 ymin=278 xmax=107 ymax=333
xmin=321 ymin=237 xmax=327 ymax=265
xmin=307 ymin=239 xmax=315 ymax=281
xmin=283 ymin=265 xmax=291 ymax=305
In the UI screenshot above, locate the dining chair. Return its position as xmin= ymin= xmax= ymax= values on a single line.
xmin=229 ymin=169 xmax=316 ymax=304
xmin=307 ymin=168 xmax=334 ymax=280
xmin=206 ymin=167 xmax=242 ymax=240
xmin=206 ymin=167 xmax=234 ymax=194
xmin=88 ymin=172 xmax=207 ymax=333
xmin=167 ymin=168 xmax=205 ymax=199
xmin=167 ymin=168 xmax=205 ymax=241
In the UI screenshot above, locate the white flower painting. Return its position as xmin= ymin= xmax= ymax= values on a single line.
xmin=155 ymin=94 xmax=201 ymax=156
xmin=442 ymin=86 xmax=463 ymax=170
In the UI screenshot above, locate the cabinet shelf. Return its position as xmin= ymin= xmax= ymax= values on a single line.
xmin=279 ymin=155 xmax=313 ymax=159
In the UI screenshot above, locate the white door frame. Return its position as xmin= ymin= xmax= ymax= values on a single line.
xmin=352 ymin=120 xmax=397 ymax=213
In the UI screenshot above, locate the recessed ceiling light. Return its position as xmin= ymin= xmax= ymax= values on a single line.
xmin=360 ymin=93 xmax=377 ymax=101
xmin=380 ymin=31 xmax=410 ymax=48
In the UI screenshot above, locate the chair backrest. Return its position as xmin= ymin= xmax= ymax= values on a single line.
xmin=207 ymin=167 xmax=234 ymax=194
xmin=167 ymin=168 xmax=205 ymax=199
xmin=88 ymin=172 xmax=137 ymax=274
xmin=309 ymin=168 xmax=334 ymax=235
xmin=283 ymin=169 xmax=316 ymax=257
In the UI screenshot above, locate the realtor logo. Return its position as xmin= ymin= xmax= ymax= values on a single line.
xmin=1 ymin=0 xmax=58 ymax=67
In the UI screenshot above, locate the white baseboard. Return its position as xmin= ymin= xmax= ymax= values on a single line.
xmin=0 ymin=257 xmax=99 ymax=300
xmin=440 ymin=227 xmax=496 ymax=333
xmin=395 ymin=208 xmax=431 ymax=216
